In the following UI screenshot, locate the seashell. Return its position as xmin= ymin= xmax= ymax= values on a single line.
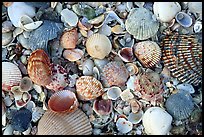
xmin=103 ymin=11 xmax=125 ymax=28
xmin=32 ymin=107 xmax=45 ymax=123
xmin=88 ymin=14 xmax=105 ymax=25
xmin=19 ymin=77 xmax=33 ymax=92
xmin=82 ymin=59 xmax=94 ymax=76
xmin=118 ymin=47 xmax=135 ymax=62
xmin=165 ymin=89 xmax=195 ymax=120
xmin=120 ymin=89 xmax=134 ymax=102
xmin=93 ymin=66 xmax=100 ymax=80
xmin=153 ymin=2 xmax=181 ymax=22
xmin=193 ymin=21 xmax=202 ymax=33
xmin=37 ymin=109 xmax=92 ymax=135
xmin=111 ymin=24 xmax=126 ymax=34
xmin=11 ymin=108 xmax=32 ymax=132
xmin=129 ymin=99 xmax=142 ymax=113
xmin=23 ymin=20 xmax=43 ymax=31
xmin=142 ymin=107 xmax=173 ymax=135
xmin=86 ymin=33 xmax=112 ymax=59
xmin=126 ymin=2 xmax=133 ymax=11
xmin=61 ymin=9 xmax=79 ymax=27
xmin=101 ymin=61 xmax=129 ymax=87
xmin=188 ymin=2 xmax=202 ymax=14
xmin=2 ymin=101 xmax=6 ymax=116
xmin=126 ymin=63 xmax=139 ymax=76
xmin=94 ymin=58 xmax=109 ymax=72
xmin=2 ymin=21 xmax=14 ymax=33
xmin=176 ymin=83 xmax=195 ymax=94
xmin=48 ymin=90 xmax=79 ymax=113
xmin=25 ymin=100 xmax=36 ymax=111
xmin=98 ymin=24 xmax=112 ymax=36
xmin=63 ymin=49 xmax=84 ymax=62
xmin=133 ymin=41 xmax=161 ymax=68
xmin=46 ymin=64 xmax=68 ymax=92
xmin=27 ymin=49 xmax=52 ymax=86
xmin=125 ymin=7 xmax=159 ymax=40
xmin=33 ymin=84 xmax=43 ymax=94
xmin=107 ymin=86 xmax=122 ymax=100
xmin=2 ymin=62 xmax=22 ymax=91
xmin=116 ymin=118 xmax=133 ymax=134
xmin=78 ymin=17 xmax=93 ymax=30
xmin=175 ymin=12 xmax=193 ymax=28
xmin=3 ymin=125 xmax=14 ymax=135
xmin=15 ymin=91 xmax=31 ymax=108
xmin=127 ymin=110 xmax=144 ymax=124
xmin=3 ymin=95 xmax=13 ymax=107
xmin=76 ymin=76 xmax=104 ymax=101
xmin=93 ymin=97 xmax=113 ymax=116
xmin=3 ymin=2 xmax=13 ymax=7
xmin=2 ymin=32 xmax=13 ymax=46
xmin=161 ymin=34 xmax=202 ymax=86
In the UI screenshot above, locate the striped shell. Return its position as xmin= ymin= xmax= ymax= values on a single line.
xmin=76 ymin=76 xmax=104 ymax=101
xmin=133 ymin=41 xmax=161 ymax=68
xmin=27 ymin=49 xmax=52 ymax=86
xmin=2 ymin=62 xmax=22 ymax=91
xmin=37 ymin=109 xmax=92 ymax=135
xmin=60 ymin=28 xmax=78 ymax=49
xmin=161 ymin=34 xmax=202 ymax=86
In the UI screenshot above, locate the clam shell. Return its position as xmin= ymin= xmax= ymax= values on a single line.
xmin=63 ymin=49 xmax=84 ymax=62
xmin=133 ymin=41 xmax=161 ymax=68
xmin=2 ymin=62 xmax=22 ymax=91
xmin=82 ymin=59 xmax=94 ymax=76
xmin=116 ymin=118 xmax=133 ymax=134
xmin=76 ymin=76 xmax=104 ymax=101
xmin=188 ymin=2 xmax=202 ymax=14
xmin=120 ymin=89 xmax=134 ymax=102
xmin=88 ymin=14 xmax=105 ymax=25
xmin=175 ymin=12 xmax=193 ymax=28
xmin=130 ymin=99 xmax=142 ymax=113
xmin=60 ymin=28 xmax=78 ymax=49
xmin=127 ymin=110 xmax=143 ymax=124
xmin=118 ymin=47 xmax=135 ymax=62
xmin=15 ymin=92 xmax=31 ymax=108
xmin=93 ymin=98 xmax=113 ymax=116
xmin=37 ymin=109 xmax=92 ymax=135
xmin=107 ymin=86 xmax=122 ymax=100
xmin=2 ymin=21 xmax=14 ymax=33
xmin=165 ymin=89 xmax=195 ymax=120
xmin=2 ymin=32 xmax=13 ymax=46
xmin=61 ymin=9 xmax=78 ymax=26
xmin=86 ymin=33 xmax=112 ymax=59
xmin=125 ymin=7 xmax=159 ymax=40
xmin=19 ymin=77 xmax=33 ymax=92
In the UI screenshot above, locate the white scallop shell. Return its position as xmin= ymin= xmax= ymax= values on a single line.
xmin=120 ymin=89 xmax=134 ymax=102
xmin=127 ymin=110 xmax=144 ymax=124
xmin=61 ymin=9 xmax=78 ymax=27
xmin=116 ymin=118 xmax=133 ymax=134
xmin=107 ymin=86 xmax=122 ymax=100
xmin=176 ymin=83 xmax=195 ymax=94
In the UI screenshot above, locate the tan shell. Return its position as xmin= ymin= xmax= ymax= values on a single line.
xmin=133 ymin=41 xmax=161 ymax=68
xmin=27 ymin=49 xmax=52 ymax=86
xmin=19 ymin=76 xmax=33 ymax=92
xmin=60 ymin=28 xmax=78 ymax=49
xmin=86 ymin=33 xmax=112 ymax=59
xmin=2 ymin=62 xmax=22 ymax=91
xmin=48 ymin=90 xmax=79 ymax=113
xmin=63 ymin=49 xmax=84 ymax=62
xmin=37 ymin=109 xmax=92 ymax=135
xmin=76 ymin=76 xmax=104 ymax=101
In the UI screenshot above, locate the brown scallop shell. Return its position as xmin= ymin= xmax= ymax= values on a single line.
xmin=48 ymin=90 xmax=79 ymax=113
xmin=60 ymin=28 xmax=78 ymax=49
xmin=37 ymin=109 xmax=92 ymax=135
xmin=76 ymin=76 xmax=104 ymax=101
xmin=27 ymin=49 xmax=52 ymax=86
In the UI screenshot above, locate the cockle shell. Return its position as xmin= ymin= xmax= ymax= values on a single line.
xmin=76 ymin=76 xmax=104 ymax=101
xmin=161 ymin=34 xmax=202 ymax=86
xmin=60 ymin=28 xmax=78 ymax=49
xmin=101 ymin=61 xmax=129 ymax=87
xmin=63 ymin=49 xmax=84 ymax=62
xmin=107 ymin=86 xmax=122 ymax=100
xmin=175 ymin=12 xmax=193 ymax=28
xmin=48 ymin=90 xmax=79 ymax=113
xmin=116 ymin=118 xmax=133 ymax=134
xmin=27 ymin=49 xmax=52 ymax=86
xmin=38 ymin=109 xmax=92 ymax=135
xmin=86 ymin=33 xmax=112 ymax=59
xmin=19 ymin=77 xmax=33 ymax=92
xmin=188 ymin=2 xmax=202 ymax=14
xmin=133 ymin=41 xmax=161 ymax=68
xmin=125 ymin=7 xmax=159 ymax=40
xmin=2 ymin=62 xmax=22 ymax=91
xmin=93 ymin=97 xmax=113 ymax=116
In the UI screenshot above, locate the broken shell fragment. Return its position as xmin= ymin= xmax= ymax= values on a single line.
xmin=19 ymin=76 xmax=33 ymax=92
xmin=93 ymin=97 xmax=113 ymax=116
xmin=120 ymin=89 xmax=134 ymax=102
xmin=116 ymin=118 xmax=133 ymax=134
xmin=127 ymin=110 xmax=144 ymax=124
xmin=107 ymin=86 xmax=122 ymax=100
xmin=193 ymin=21 xmax=202 ymax=33
xmin=60 ymin=28 xmax=78 ymax=49
xmin=63 ymin=49 xmax=84 ymax=62
xmin=61 ymin=9 xmax=79 ymax=26
xmin=118 ymin=47 xmax=135 ymax=62
xmin=175 ymin=12 xmax=193 ymax=28
xmin=126 ymin=63 xmax=139 ymax=76
xmin=15 ymin=92 xmax=31 ymax=108
xmin=130 ymin=99 xmax=142 ymax=113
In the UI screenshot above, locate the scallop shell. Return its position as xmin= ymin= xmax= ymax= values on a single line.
xmin=165 ymin=89 xmax=195 ymax=120
xmin=37 ymin=109 xmax=92 ymax=135
xmin=127 ymin=110 xmax=144 ymax=124
xmin=48 ymin=90 xmax=79 ymax=113
xmin=188 ymin=2 xmax=202 ymax=14
xmin=76 ymin=76 xmax=104 ymax=101
xmin=107 ymin=86 xmax=122 ymax=100
xmin=133 ymin=41 xmax=161 ymax=68
xmin=101 ymin=61 xmax=129 ymax=87
xmin=2 ymin=62 xmax=22 ymax=91
xmin=93 ymin=98 xmax=113 ymax=116
xmin=161 ymin=34 xmax=202 ymax=86
xmin=118 ymin=47 xmax=135 ymax=62
xmin=116 ymin=118 xmax=133 ymax=134
xmin=60 ymin=28 xmax=78 ymax=49
xmin=175 ymin=12 xmax=193 ymax=28
xmin=63 ymin=49 xmax=84 ymax=62
xmin=125 ymin=7 xmax=159 ymax=40
xmin=19 ymin=77 xmax=33 ymax=92
xmin=86 ymin=33 xmax=112 ymax=59
xmin=27 ymin=49 xmax=52 ymax=86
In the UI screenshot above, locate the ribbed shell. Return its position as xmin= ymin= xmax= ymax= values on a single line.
xmin=37 ymin=109 xmax=92 ymax=135
xmin=2 ymin=62 xmax=22 ymax=91
xmin=76 ymin=76 xmax=104 ymax=101
xmin=161 ymin=34 xmax=202 ymax=86
xmin=60 ymin=28 xmax=78 ymax=49
xmin=133 ymin=41 xmax=161 ymax=68
xmin=125 ymin=7 xmax=159 ymax=40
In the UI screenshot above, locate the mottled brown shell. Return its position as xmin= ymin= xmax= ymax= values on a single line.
xmin=76 ymin=76 xmax=104 ymax=101
xmin=60 ymin=28 xmax=78 ymax=49
xmin=27 ymin=49 xmax=51 ymax=86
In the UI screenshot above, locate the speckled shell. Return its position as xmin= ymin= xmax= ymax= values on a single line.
xmin=60 ymin=28 xmax=78 ymax=49
xmin=76 ymin=76 xmax=104 ymax=101
xmin=133 ymin=41 xmax=161 ymax=68
xmin=125 ymin=7 xmax=159 ymax=40
xmin=37 ymin=109 xmax=92 ymax=135
xmin=161 ymin=34 xmax=202 ymax=86
xmin=165 ymin=89 xmax=195 ymax=120
xmin=2 ymin=62 xmax=22 ymax=91
xmin=27 ymin=49 xmax=52 ymax=86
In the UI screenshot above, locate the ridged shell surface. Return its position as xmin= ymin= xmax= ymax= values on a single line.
xmin=2 ymin=62 xmax=22 ymax=91
xmin=125 ymin=7 xmax=159 ymax=40
xmin=60 ymin=28 xmax=78 ymax=49
xmin=37 ymin=109 xmax=92 ymax=135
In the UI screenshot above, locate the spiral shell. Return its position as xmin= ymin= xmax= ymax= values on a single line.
xmin=60 ymin=28 xmax=78 ymax=49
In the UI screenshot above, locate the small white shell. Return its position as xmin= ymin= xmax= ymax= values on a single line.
xmin=22 ymin=126 xmax=31 ymax=135
xmin=176 ymin=83 xmax=195 ymax=94
xmin=175 ymin=12 xmax=192 ymax=28
xmin=61 ymin=9 xmax=78 ymax=26
xmin=120 ymin=89 xmax=134 ymax=102
xmin=23 ymin=21 xmax=43 ymax=31
xmin=82 ymin=59 xmax=94 ymax=76
xmin=193 ymin=21 xmax=202 ymax=33
xmin=107 ymin=86 xmax=122 ymax=100
xmin=127 ymin=110 xmax=144 ymax=124
xmin=116 ymin=118 xmax=133 ymax=134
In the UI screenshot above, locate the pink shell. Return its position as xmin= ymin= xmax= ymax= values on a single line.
xmin=93 ymin=97 xmax=113 ymax=116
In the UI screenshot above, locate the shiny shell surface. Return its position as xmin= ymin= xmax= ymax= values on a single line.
xmin=60 ymin=28 xmax=78 ymax=49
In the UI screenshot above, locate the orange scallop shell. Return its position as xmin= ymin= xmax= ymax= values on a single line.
xmin=27 ymin=49 xmax=51 ymax=86
xmin=60 ymin=28 xmax=78 ymax=49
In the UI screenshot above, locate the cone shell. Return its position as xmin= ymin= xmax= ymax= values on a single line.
xmin=60 ymin=28 xmax=78 ymax=49
xmin=161 ymin=34 xmax=202 ymax=86
xmin=76 ymin=76 xmax=104 ymax=101
xmin=37 ymin=109 xmax=92 ymax=135
xmin=86 ymin=33 xmax=112 ymax=59
xmin=48 ymin=90 xmax=79 ymax=113
xmin=27 ymin=49 xmax=52 ymax=86
xmin=2 ymin=62 xmax=22 ymax=91
xmin=133 ymin=41 xmax=161 ymax=68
